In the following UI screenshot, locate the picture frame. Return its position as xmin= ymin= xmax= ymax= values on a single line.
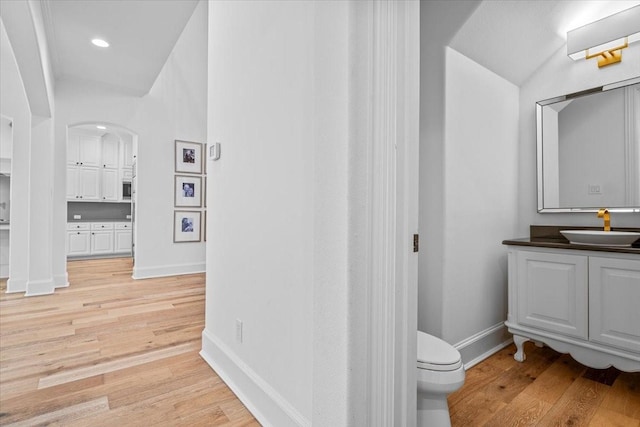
xmin=204 ymin=176 xmax=207 ymax=208
xmin=174 ymin=210 xmax=201 ymax=243
xmin=175 ymin=140 xmax=202 ymax=174
xmin=203 ymin=210 xmax=207 ymax=242
xmin=174 ymin=175 xmax=202 ymax=207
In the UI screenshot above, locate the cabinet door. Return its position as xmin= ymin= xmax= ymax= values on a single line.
xmin=114 ymin=229 xmax=132 ymax=253
xmin=91 ymin=230 xmax=114 ymax=254
xmin=67 ymin=166 xmax=79 ymax=200
xmin=516 ymin=251 xmax=588 ymax=339
xmin=121 ymin=139 xmax=134 ymax=168
xmin=78 ymin=135 xmax=101 ymax=167
xmin=67 ymin=134 xmax=80 ymax=165
xmin=589 ymin=257 xmax=640 ymax=352
xmin=79 ymin=167 xmax=100 ymax=200
xmin=101 ymin=168 xmax=119 ymax=201
xmin=102 ymin=138 xmax=119 ymax=168
xmin=67 ymin=231 xmax=90 ymax=256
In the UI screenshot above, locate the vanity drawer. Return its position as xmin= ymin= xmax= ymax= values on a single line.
xmin=114 ymin=222 xmax=131 ymax=230
xmin=91 ymin=222 xmax=115 ymax=231
xmin=67 ymin=222 xmax=90 ymax=231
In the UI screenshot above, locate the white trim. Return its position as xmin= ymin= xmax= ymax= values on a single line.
xmin=25 ymin=278 xmax=55 ymax=296
xmin=6 ymin=277 xmax=27 ymax=293
xmin=132 ymin=262 xmax=205 ymax=280
xmin=200 ymin=329 xmax=310 ymax=427
xmin=53 ymin=272 xmax=69 ymax=288
xmin=624 ymin=85 xmax=639 ymax=205
xmin=454 ymin=323 xmax=513 ymax=369
xmin=363 ymin=1 xmax=420 ymax=425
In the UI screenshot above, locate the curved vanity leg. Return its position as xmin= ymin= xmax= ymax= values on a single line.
xmin=513 ymin=335 xmax=528 ymax=362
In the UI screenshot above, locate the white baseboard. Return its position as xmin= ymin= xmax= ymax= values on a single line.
xmin=454 ymin=322 xmax=513 ymax=369
xmin=6 ymin=277 xmax=26 ymax=293
xmin=25 ymin=278 xmax=55 ymax=296
xmin=200 ymin=328 xmax=310 ymax=427
xmin=132 ymin=262 xmax=205 ymax=280
xmin=54 ymin=272 xmax=69 ymax=288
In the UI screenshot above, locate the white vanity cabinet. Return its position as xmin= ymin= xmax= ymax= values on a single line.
xmin=505 ymin=246 xmax=640 ymax=372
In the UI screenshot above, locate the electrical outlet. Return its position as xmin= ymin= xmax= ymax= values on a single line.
xmin=236 ymin=319 xmax=243 ymax=343
xmin=588 ymin=184 xmax=601 ymax=195
xmin=73 ymin=214 xmax=81 ymax=219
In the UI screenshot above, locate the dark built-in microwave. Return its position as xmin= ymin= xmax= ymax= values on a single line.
xmin=122 ymin=181 xmax=132 ymax=200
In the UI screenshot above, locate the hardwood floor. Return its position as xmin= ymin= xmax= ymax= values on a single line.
xmin=0 ymin=258 xmax=259 ymax=426
xmin=449 ymin=342 xmax=640 ymax=426
xmin=2 ymin=258 xmax=638 ymax=426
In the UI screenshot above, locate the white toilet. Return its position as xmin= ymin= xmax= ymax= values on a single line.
xmin=417 ymin=331 xmax=465 ymax=427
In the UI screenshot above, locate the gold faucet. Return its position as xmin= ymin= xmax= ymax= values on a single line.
xmin=597 ymin=208 xmax=610 ymax=232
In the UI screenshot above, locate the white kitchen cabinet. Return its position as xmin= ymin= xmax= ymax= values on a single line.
xmin=67 ymin=166 xmax=100 ymax=201
xmin=101 ymin=138 xmax=119 ymax=169
xmin=67 ymin=222 xmax=132 ymax=257
xmin=121 ymin=139 xmax=134 ymax=168
xmin=114 ymin=222 xmax=132 ymax=253
xmin=101 ymin=168 xmax=119 ymax=201
xmin=90 ymin=223 xmax=114 ymax=255
xmin=68 ymin=134 xmax=100 ymax=167
xmin=66 ymin=223 xmax=91 ymax=256
xmin=505 ymin=246 xmax=640 ymax=372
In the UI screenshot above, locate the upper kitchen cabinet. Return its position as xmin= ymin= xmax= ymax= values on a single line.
xmin=101 ymin=134 xmax=120 ymax=169
xmin=68 ymin=132 xmax=100 ymax=167
xmin=121 ymin=138 xmax=134 ymax=169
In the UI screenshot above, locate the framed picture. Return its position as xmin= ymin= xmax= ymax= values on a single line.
xmin=175 ymin=140 xmax=202 ymax=174
xmin=174 ymin=210 xmax=201 ymax=243
xmin=203 ymin=210 xmax=207 ymax=242
xmin=204 ymin=176 xmax=207 ymax=208
xmin=174 ymin=175 xmax=202 ymax=207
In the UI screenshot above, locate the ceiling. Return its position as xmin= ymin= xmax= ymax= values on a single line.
xmin=42 ymin=0 xmax=199 ymax=96
xmin=450 ymin=0 xmax=640 ymax=86
xmin=35 ymin=0 xmax=640 ymax=96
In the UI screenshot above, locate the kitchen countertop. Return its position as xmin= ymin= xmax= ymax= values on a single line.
xmin=502 ymin=225 xmax=640 ymax=255
xmin=68 ymin=219 xmax=131 ymax=223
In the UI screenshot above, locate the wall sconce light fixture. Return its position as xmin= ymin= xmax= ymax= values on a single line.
xmin=567 ymin=5 xmax=640 ymax=68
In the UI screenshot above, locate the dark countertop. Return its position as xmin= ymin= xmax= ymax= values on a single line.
xmin=502 ymin=225 xmax=640 ymax=255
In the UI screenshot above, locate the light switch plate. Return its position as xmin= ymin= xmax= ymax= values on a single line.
xmin=209 ymin=142 xmax=221 ymax=161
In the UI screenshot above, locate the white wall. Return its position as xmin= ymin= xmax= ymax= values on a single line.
xmin=54 ymin=1 xmax=207 ymax=279
xmin=518 ymin=41 xmax=640 ymax=231
xmin=201 ymin=1 xmax=374 ymax=425
xmin=202 ymin=2 xmax=316 ymax=424
xmin=0 ymin=18 xmax=31 ymax=292
xmin=441 ymin=48 xmax=519 ymax=355
xmin=131 ymin=0 xmax=207 ymax=278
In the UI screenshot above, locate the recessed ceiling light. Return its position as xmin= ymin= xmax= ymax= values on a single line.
xmin=96 ymin=125 xmax=106 ymax=130
xmin=91 ymin=38 xmax=109 ymax=48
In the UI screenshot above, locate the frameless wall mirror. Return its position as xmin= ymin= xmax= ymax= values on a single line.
xmin=537 ymin=77 xmax=640 ymax=213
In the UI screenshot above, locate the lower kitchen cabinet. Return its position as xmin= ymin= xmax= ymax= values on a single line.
xmin=67 ymin=222 xmax=132 ymax=257
xmin=115 ymin=222 xmax=132 ymax=252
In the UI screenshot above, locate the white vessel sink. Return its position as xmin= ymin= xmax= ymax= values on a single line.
xmin=560 ymin=230 xmax=640 ymax=247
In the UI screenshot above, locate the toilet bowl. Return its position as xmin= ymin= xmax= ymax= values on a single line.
xmin=417 ymin=331 xmax=465 ymax=427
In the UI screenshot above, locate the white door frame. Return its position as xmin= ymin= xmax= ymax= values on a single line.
xmin=353 ymin=1 xmax=420 ymax=425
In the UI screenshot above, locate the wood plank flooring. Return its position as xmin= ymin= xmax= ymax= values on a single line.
xmin=2 ymin=258 xmax=639 ymax=426
xmin=0 ymin=258 xmax=259 ymax=426
xmin=449 ymin=342 xmax=640 ymax=426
